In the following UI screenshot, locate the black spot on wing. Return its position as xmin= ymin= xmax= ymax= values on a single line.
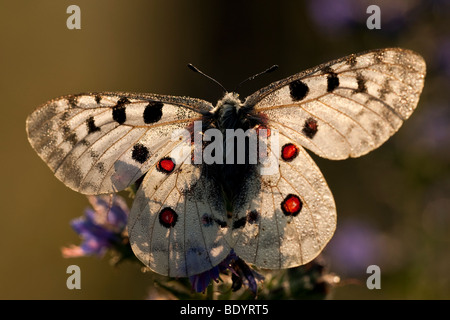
xmin=289 ymin=80 xmax=309 ymax=101
xmin=201 ymin=213 xmax=214 ymax=227
xmin=214 ymin=218 xmax=228 ymax=228
xmin=131 ymin=143 xmax=150 ymax=164
xmin=95 ymin=95 xmax=102 ymax=104
xmin=144 ymin=101 xmax=164 ymax=124
xmin=302 ymin=117 xmax=319 ymax=139
xmin=112 ymin=97 xmax=129 ymax=124
xmin=61 ymin=111 xmax=71 ymax=121
xmin=247 ymin=210 xmax=260 ymax=224
xmin=96 ymin=162 xmax=106 ymax=174
xmin=66 ymin=133 xmax=78 ymax=146
xmin=86 ymin=116 xmax=101 ymax=134
xmin=62 ymin=124 xmax=78 ymax=146
xmin=326 ymin=72 xmax=339 ymax=92
xmin=378 ymin=79 xmax=391 ymax=100
xmin=232 ymin=216 xmax=247 ymax=230
xmin=355 ymin=74 xmax=368 ymax=93
xmin=90 ymin=150 xmax=99 ymax=159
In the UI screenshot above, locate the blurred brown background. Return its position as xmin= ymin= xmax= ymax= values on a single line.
xmin=0 ymin=0 xmax=449 ymax=299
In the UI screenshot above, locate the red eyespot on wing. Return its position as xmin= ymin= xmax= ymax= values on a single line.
xmin=157 ymin=157 xmax=175 ymax=174
xmin=281 ymin=143 xmax=299 ymax=162
xmin=281 ymin=194 xmax=302 ymax=217
xmin=159 ymin=207 xmax=178 ymax=228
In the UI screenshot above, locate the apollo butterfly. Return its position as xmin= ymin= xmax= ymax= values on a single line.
xmin=26 ymin=48 xmax=426 ymax=277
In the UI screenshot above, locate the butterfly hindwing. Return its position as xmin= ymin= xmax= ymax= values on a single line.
xmin=231 ymin=130 xmax=336 ymax=269
xmin=128 ymin=143 xmax=232 ymax=277
xmin=244 ymin=48 xmax=426 ymax=160
xmin=26 ymin=92 xmax=212 ymax=194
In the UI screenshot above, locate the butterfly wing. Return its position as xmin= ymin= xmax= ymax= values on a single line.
xmin=128 ymin=143 xmax=232 ymax=277
xmin=232 ymin=48 xmax=425 ymax=269
xmin=26 ymin=92 xmax=212 ymax=194
xmin=244 ymin=48 xmax=426 ymax=159
xmin=27 ymin=92 xmax=229 ymax=276
xmin=231 ymin=130 xmax=336 ymax=269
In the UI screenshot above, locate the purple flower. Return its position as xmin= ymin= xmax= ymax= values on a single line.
xmin=189 ymin=265 xmax=221 ymax=294
xmin=229 ymin=256 xmax=264 ymax=295
xmin=62 ymin=195 xmax=129 ymax=258
xmin=189 ymin=250 xmax=264 ymax=295
xmin=189 ymin=251 xmax=235 ymax=293
xmin=326 ymin=220 xmax=381 ymax=276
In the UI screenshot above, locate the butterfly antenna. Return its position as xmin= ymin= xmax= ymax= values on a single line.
xmin=234 ymin=64 xmax=279 ymax=92
xmin=187 ymin=63 xmax=227 ymax=93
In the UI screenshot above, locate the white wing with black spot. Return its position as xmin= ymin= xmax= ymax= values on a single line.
xmin=26 ymin=92 xmax=212 ymax=194
xmin=128 ymin=143 xmax=232 ymax=277
xmin=244 ymin=48 xmax=426 ymax=159
xmin=231 ymin=48 xmax=425 ymax=269
xmin=231 ymin=131 xmax=336 ymax=269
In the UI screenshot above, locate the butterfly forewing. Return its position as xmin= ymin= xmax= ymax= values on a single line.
xmin=245 ymin=48 xmax=426 ymax=159
xmin=26 ymin=93 xmax=211 ymax=194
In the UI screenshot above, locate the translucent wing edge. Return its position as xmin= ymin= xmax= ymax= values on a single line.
xmin=243 ymin=48 xmax=426 ymax=109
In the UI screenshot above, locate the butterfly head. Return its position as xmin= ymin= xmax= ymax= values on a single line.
xmin=212 ymin=92 xmax=244 ymax=129
xmin=216 ymin=92 xmax=241 ymax=109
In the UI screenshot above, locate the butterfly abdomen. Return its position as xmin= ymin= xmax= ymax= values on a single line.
xmin=200 ymin=92 xmax=266 ymax=210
